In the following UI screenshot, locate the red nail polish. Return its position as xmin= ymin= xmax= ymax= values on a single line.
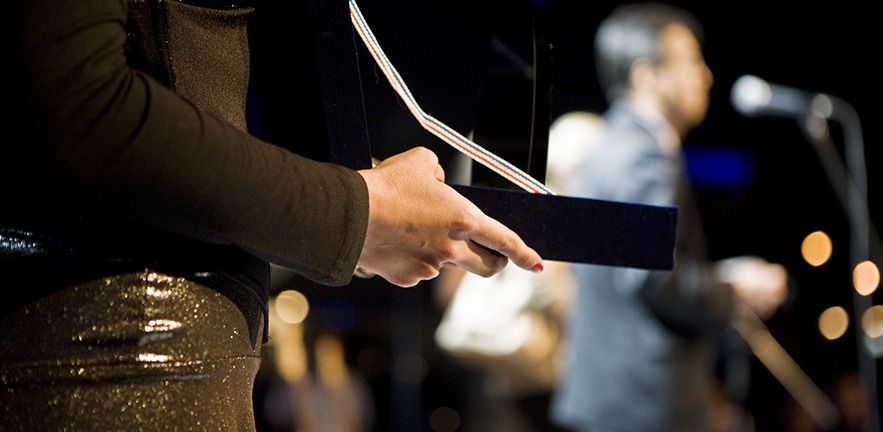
xmin=532 ymin=263 xmax=544 ymax=273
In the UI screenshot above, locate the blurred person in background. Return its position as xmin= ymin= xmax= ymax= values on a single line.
xmin=432 ymin=111 xmax=604 ymax=431
xmin=548 ymin=3 xmax=789 ymax=431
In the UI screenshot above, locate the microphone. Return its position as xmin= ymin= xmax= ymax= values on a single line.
xmin=730 ymin=75 xmax=834 ymax=119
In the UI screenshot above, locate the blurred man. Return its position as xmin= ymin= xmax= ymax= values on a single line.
xmin=548 ymin=3 xmax=788 ymax=431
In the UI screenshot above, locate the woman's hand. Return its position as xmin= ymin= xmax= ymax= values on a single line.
xmin=357 ymin=147 xmax=543 ymax=287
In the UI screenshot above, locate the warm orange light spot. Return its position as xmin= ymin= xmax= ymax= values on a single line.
xmin=818 ymin=306 xmax=849 ymax=340
xmin=801 ymin=231 xmax=832 ymax=267
xmin=853 ymin=261 xmax=880 ymax=296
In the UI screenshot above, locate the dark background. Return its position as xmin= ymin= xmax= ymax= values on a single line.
xmin=254 ymin=1 xmax=882 ymax=431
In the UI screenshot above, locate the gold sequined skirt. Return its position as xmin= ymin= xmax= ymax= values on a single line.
xmin=0 ymin=270 xmax=263 ymax=431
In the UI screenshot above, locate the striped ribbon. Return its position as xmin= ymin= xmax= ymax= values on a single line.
xmin=348 ymin=0 xmax=554 ymax=195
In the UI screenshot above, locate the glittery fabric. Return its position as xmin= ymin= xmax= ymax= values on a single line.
xmin=0 ymin=270 xmax=263 ymax=431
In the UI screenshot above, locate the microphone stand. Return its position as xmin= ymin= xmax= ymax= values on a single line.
xmin=797 ymin=95 xmax=880 ymax=432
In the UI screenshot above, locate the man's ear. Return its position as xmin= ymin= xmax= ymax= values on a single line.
xmin=629 ymin=57 xmax=657 ymax=92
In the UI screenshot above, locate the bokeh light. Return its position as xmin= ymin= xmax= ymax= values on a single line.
xmin=274 ymin=289 xmax=309 ymax=324
xmin=852 ymin=260 xmax=880 ymax=296
xmin=801 ymin=231 xmax=832 ymax=267
xmin=429 ymin=406 xmax=461 ymax=432
xmin=393 ymin=351 xmax=428 ymax=385
xmin=861 ymin=305 xmax=883 ymax=339
xmin=862 ymin=305 xmax=883 ymax=358
xmin=818 ymin=306 xmax=849 ymax=340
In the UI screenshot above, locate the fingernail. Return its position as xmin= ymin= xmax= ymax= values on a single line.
xmin=531 ymin=263 xmax=544 ymax=273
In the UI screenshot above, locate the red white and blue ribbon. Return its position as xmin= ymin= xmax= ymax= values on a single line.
xmin=349 ymin=0 xmax=554 ymax=195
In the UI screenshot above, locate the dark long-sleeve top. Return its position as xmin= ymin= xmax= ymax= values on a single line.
xmin=3 ymin=0 xmax=369 ymax=331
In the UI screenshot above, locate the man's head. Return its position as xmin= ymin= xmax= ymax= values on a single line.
xmin=595 ymin=2 xmax=713 ymax=136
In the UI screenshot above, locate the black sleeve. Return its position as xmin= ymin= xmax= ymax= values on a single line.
xmin=5 ymin=0 xmax=368 ymax=286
